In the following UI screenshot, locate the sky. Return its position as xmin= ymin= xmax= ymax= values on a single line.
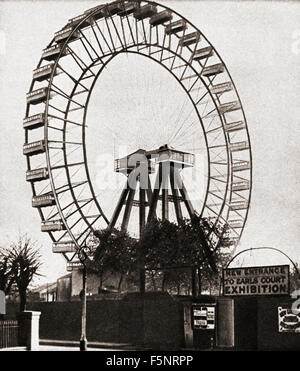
xmin=0 ymin=0 xmax=300 ymax=285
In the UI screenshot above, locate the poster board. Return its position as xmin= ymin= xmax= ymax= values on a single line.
xmin=192 ymin=304 xmax=216 ymax=330
xmin=278 ymin=307 xmax=300 ymax=333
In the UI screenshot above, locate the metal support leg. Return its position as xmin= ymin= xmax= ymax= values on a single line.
xmin=138 ymin=184 xmax=146 ymax=294
xmin=121 ymin=186 xmax=136 ymax=231
xmin=170 ymin=164 xmax=183 ymax=223
xmin=147 ymin=163 xmax=162 ymax=222
xmin=173 ymin=167 xmax=195 ymax=218
xmin=107 ymin=185 xmax=129 ymax=231
xmin=146 ymin=175 xmax=156 ymax=219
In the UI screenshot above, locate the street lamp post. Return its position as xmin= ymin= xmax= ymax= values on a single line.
xmin=80 ymin=267 xmax=87 ymax=351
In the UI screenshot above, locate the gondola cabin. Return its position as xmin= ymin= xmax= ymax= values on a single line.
xmin=106 ymin=2 xmax=124 ymax=16
xmin=229 ymin=141 xmax=249 ymax=152
xmin=23 ymin=140 xmax=45 ymax=156
xmin=133 ymin=4 xmax=157 ymax=20
xmin=229 ymin=200 xmax=248 ymax=211
xmin=67 ymin=14 xmax=92 ymax=29
xmin=165 ymin=20 xmax=187 ymax=35
xmin=33 ymin=63 xmax=56 ymax=82
xmin=84 ymin=5 xmax=106 ymax=21
xmin=223 ymin=236 xmax=239 ymax=245
xmin=228 ymin=219 xmax=244 ymax=229
xmin=54 ymin=27 xmax=80 ymax=44
xmin=42 ymin=44 xmax=67 ymax=61
xmin=32 ymin=193 xmax=56 ymax=208
xmin=118 ymin=2 xmax=139 ymax=17
xmin=26 ymin=167 xmax=49 ymax=182
xmin=219 ymin=101 xmax=241 ymax=115
xmin=225 ymin=121 xmax=245 ymax=133
xmin=66 ymin=260 xmax=84 ymax=272
xmin=202 ymin=63 xmax=224 ymax=77
xmin=23 ymin=113 xmax=45 ymax=130
xmin=232 ymin=161 xmax=250 ymax=172
xmin=179 ymin=32 xmax=200 ymax=47
xmin=149 ymin=10 xmax=173 ymax=26
xmin=52 ymin=241 xmax=77 ymax=253
xmin=26 ymin=88 xmax=48 ymax=105
xmin=41 ymin=219 xmax=66 ymax=232
xmin=211 ymin=82 xmax=233 ymax=95
xmin=193 ymin=46 xmax=213 ymax=61
xmin=232 ymin=180 xmax=250 ymax=191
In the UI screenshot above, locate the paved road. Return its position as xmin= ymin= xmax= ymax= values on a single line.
xmin=39 ymin=339 xmax=139 ymax=351
xmin=38 ymin=345 xmax=117 ymax=351
xmin=1 ymin=345 xmax=128 ymax=351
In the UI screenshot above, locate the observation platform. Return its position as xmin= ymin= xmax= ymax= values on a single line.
xmin=114 ymin=149 xmax=155 ymax=175
xmin=114 ymin=145 xmax=195 ymax=174
xmin=155 ymin=144 xmax=195 ymax=167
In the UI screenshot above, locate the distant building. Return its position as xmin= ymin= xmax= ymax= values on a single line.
xmin=31 ymin=281 xmax=58 ymax=302
xmin=29 ymin=269 xmax=136 ymax=302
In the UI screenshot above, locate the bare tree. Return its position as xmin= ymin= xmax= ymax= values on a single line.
xmin=9 ymin=234 xmax=42 ymax=311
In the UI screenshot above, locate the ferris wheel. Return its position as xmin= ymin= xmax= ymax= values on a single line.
xmin=23 ymin=0 xmax=252 ymax=270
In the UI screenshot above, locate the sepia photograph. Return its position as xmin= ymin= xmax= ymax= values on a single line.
xmin=0 ymin=0 xmax=299 ymax=356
